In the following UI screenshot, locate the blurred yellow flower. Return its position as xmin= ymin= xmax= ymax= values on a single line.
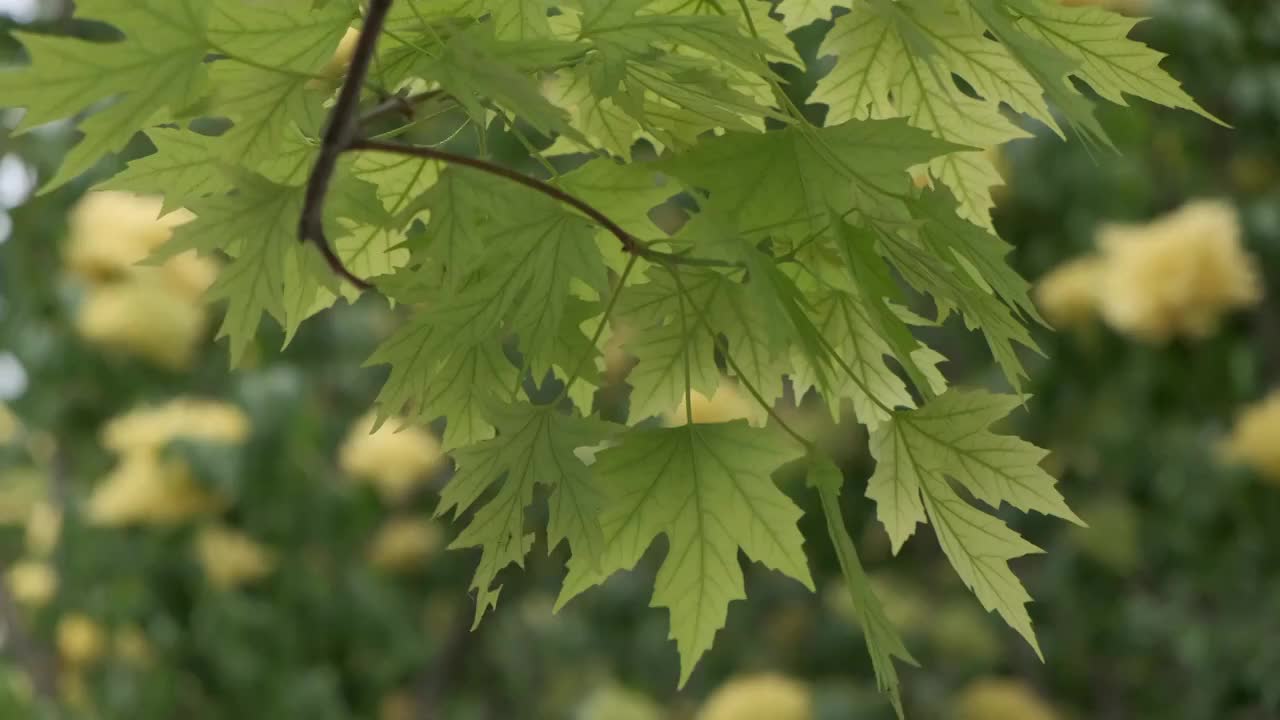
xmin=666 ymin=383 xmax=763 ymax=426
xmin=64 ymin=191 xmax=194 ymax=283
xmin=699 ymin=673 xmax=811 ymax=720
xmin=1035 ymin=255 xmax=1103 ymax=330
xmin=57 ymin=614 xmax=106 ymax=666
xmin=0 ymin=403 xmax=18 ymax=445
xmin=1223 ymin=390 xmax=1280 ymax=484
xmin=955 ymin=677 xmax=1059 ymax=720
xmin=379 ymin=691 xmax=416 ymax=720
xmin=197 ymin=525 xmax=277 ymax=590
xmin=88 ymin=452 xmax=222 ymax=527
xmin=76 ymin=278 xmax=207 ymax=369
xmin=5 ymin=560 xmax=57 ymax=607
xmin=25 ymin=501 xmax=61 ymax=556
xmin=580 ymin=683 xmax=664 ymax=720
xmin=0 ymin=467 xmax=43 ymax=525
xmin=339 ymin=413 xmax=446 ymax=503
xmin=367 ymin=517 xmax=445 ymax=573
xmin=114 ymin=625 xmax=153 ymax=665
xmin=102 ymin=397 xmax=251 ymax=454
xmin=156 ymin=250 xmax=219 ymax=303
xmin=1096 ymin=199 xmax=1262 ymax=343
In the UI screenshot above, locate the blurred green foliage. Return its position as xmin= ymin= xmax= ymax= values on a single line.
xmin=1 ymin=1 xmax=1278 ymax=719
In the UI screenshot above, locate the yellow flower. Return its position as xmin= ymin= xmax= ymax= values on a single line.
xmin=339 ymin=413 xmax=446 ymax=503
xmin=580 ymin=683 xmax=664 ymax=720
xmin=64 ymin=192 xmax=195 ymax=283
xmin=76 ymin=278 xmax=207 ymax=369
xmin=156 ymin=250 xmax=219 ymax=302
xmin=699 ymin=674 xmax=811 ymax=720
xmin=1223 ymin=390 xmax=1280 ymax=484
xmin=955 ymin=677 xmax=1059 ymax=720
xmin=379 ymin=691 xmax=416 ymax=720
xmin=102 ymin=397 xmax=251 ymax=454
xmin=57 ymin=614 xmax=106 ymax=666
xmin=113 ymin=625 xmax=152 ymax=665
xmin=1035 ymin=255 xmax=1103 ymax=329
xmin=5 ymin=560 xmax=57 ymax=607
xmin=0 ymin=466 xmax=43 ymax=525
xmin=367 ymin=517 xmax=445 ymax=573
xmin=87 ymin=452 xmax=222 ymax=527
xmin=197 ymin=525 xmax=277 ymax=590
xmin=25 ymin=501 xmax=61 ymax=556
xmin=1096 ymin=199 xmax=1262 ymax=343
xmin=0 ymin=403 xmax=18 ymax=445
xmin=666 ymin=383 xmax=763 ymax=426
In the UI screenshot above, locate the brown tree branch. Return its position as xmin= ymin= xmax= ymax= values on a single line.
xmin=298 ymin=0 xmax=398 ymax=291
xmin=300 ymin=0 xmax=742 ymax=290
xmin=348 ymin=139 xmax=644 ymax=254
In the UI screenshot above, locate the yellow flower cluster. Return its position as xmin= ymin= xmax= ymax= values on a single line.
xmin=1036 ymin=199 xmax=1263 ymax=342
xmin=339 ymin=412 xmax=447 ymax=503
xmin=57 ymin=614 xmax=106 ymax=667
xmin=579 ymin=683 xmax=663 ymax=720
xmin=88 ymin=398 xmax=250 ymax=527
xmin=367 ymin=516 xmax=445 ymax=573
xmin=197 ymin=524 xmax=277 ymax=590
xmin=5 ymin=560 xmax=57 ymax=607
xmin=955 ymin=677 xmax=1060 ymax=720
xmin=699 ymin=674 xmax=811 ymax=720
xmin=66 ymin=191 xmax=216 ymax=370
xmin=1223 ymin=390 xmax=1280 ymax=484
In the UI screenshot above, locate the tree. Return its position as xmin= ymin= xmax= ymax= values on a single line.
xmin=0 ymin=0 xmax=1213 ymax=714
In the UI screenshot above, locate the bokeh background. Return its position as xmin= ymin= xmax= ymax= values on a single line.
xmin=2 ymin=0 xmax=1279 ymax=718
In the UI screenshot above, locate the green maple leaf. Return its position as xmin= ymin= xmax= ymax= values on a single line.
xmin=2 ymin=0 xmax=211 ymax=190
xmin=99 ymin=128 xmax=233 ymax=214
xmin=614 ymin=269 xmax=726 ymax=421
xmin=660 ymin=118 xmax=965 ymax=237
xmin=439 ymin=404 xmax=614 ymax=625
xmin=866 ymin=389 xmax=1082 ymax=654
xmin=775 ymin=0 xmax=841 ymax=30
xmin=558 ymin=421 xmax=812 ymax=685
xmin=810 ymin=459 xmax=915 ymax=719
xmin=812 ymin=2 xmax=1045 ymax=227
xmin=1014 ymin=1 xmax=1223 ymax=124
xmin=367 ymin=323 xmax=518 ymax=451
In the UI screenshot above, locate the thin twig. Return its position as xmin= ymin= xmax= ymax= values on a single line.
xmin=298 ymin=0 xmax=398 ymax=291
xmin=360 ymin=88 xmax=447 ymax=126
xmin=349 ymin=139 xmax=644 ymax=254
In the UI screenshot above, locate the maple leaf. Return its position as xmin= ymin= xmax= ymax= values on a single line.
xmin=661 ymin=118 xmax=966 ymax=237
xmin=439 ymin=403 xmax=614 ymax=625
xmin=558 ymin=421 xmax=811 ymax=685
xmin=810 ymin=459 xmax=916 ymax=719
xmin=866 ymin=389 xmax=1083 ymax=654
xmin=1 ymin=0 xmax=211 ymax=190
